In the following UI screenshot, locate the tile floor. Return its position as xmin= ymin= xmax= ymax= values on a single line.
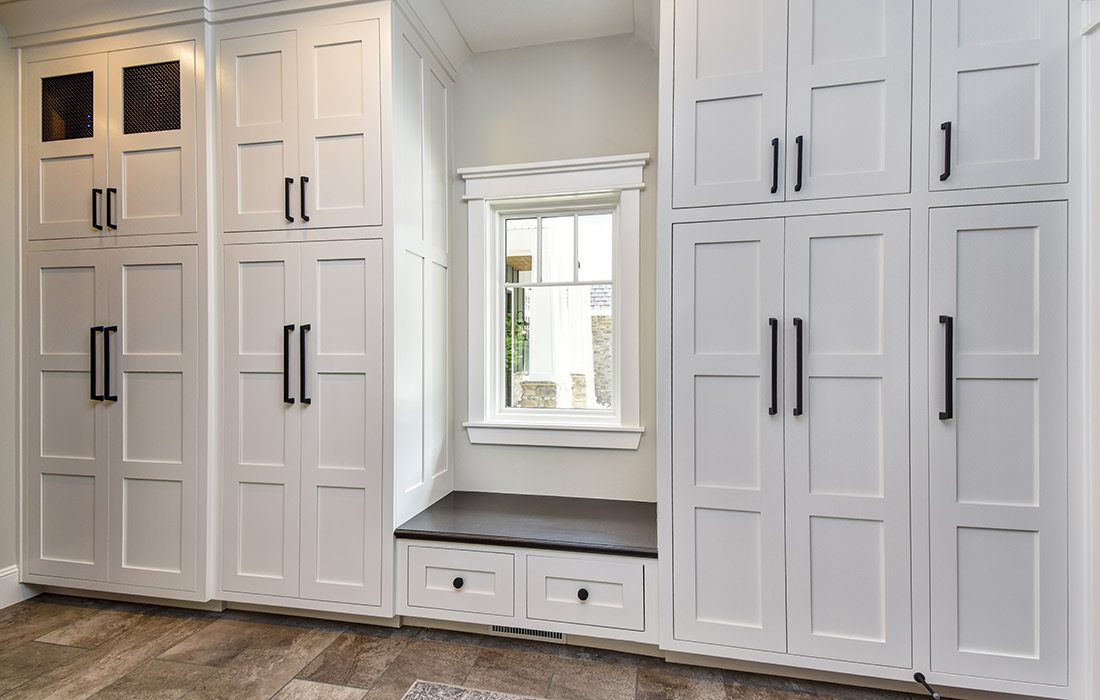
xmin=0 ymin=595 xmax=939 ymax=700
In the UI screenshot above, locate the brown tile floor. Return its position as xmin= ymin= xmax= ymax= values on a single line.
xmin=0 ymin=595 xmax=938 ymax=700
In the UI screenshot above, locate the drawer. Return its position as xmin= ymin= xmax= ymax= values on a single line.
xmin=526 ymin=555 xmax=645 ymax=631
xmin=407 ymin=546 xmax=514 ymax=617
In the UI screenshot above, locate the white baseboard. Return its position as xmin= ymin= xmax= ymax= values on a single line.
xmin=0 ymin=565 xmax=38 ymax=609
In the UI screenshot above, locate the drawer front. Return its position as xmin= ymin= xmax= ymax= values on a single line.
xmin=407 ymin=546 xmax=514 ymax=616
xmin=526 ymin=555 xmax=645 ymax=631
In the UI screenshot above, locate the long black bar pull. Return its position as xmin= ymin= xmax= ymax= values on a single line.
xmin=283 ymin=324 xmax=296 ymax=404
xmin=90 ymin=326 xmax=104 ymax=401
xmin=106 ymin=188 xmax=118 ymax=230
xmin=300 ymin=176 xmax=310 ymax=223
xmin=284 ymin=178 xmax=295 ymax=223
xmin=939 ymin=315 xmax=954 ymax=420
xmin=913 ymin=673 xmax=942 ymax=700
xmin=794 ymin=135 xmax=804 ymax=192
xmin=103 ymin=326 xmax=118 ymax=401
xmin=939 ymin=121 xmax=952 ymax=181
xmin=92 ymin=189 xmax=103 ymax=231
xmin=770 ymin=138 xmax=779 ymax=194
xmin=793 ymin=317 xmax=804 ymax=416
xmin=768 ymin=318 xmax=778 ymax=415
xmin=300 ymin=323 xmax=311 ymax=405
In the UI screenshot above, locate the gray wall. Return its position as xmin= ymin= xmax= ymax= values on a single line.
xmin=451 ymin=34 xmax=659 ymax=501
xmin=0 ymin=25 xmax=18 ymax=569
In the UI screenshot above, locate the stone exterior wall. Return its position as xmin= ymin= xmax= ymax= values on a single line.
xmin=591 ymin=315 xmax=613 ymax=407
xmin=518 ymin=380 xmax=558 ymax=408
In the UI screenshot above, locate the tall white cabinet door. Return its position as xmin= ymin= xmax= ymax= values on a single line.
xmin=24 ymin=251 xmax=111 ymax=581
xmin=786 ymin=0 xmax=912 ymax=200
xmin=671 ymin=219 xmax=787 ymax=652
xmin=930 ymin=0 xmax=1068 ymax=190
xmin=928 ymin=202 xmax=1067 ymax=685
xmin=220 ymin=32 xmax=300 ymax=233
xmin=672 ymin=0 xmax=788 ymax=208
xmin=299 ymin=241 xmax=384 ymax=605
xmin=297 ymin=22 xmax=383 ymax=229
xmin=106 ymin=247 xmax=199 ymax=591
xmin=223 ymin=243 xmax=302 ymax=597
xmin=23 ymin=54 xmax=109 ymax=241
xmin=107 ymin=42 xmax=198 ymax=236
xmin=783 ymin=211 xmax=910 ymax=666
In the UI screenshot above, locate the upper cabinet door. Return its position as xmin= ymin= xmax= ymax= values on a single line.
xmin=24 ymin=54 xmax=109 ymax=241
xmin=671 ymin=219 xmax=787 ymax=653
xmin=297 ymin=22 xmax=383 ymax=229
xmin=785 ymin=0 xmax=912 ymax=200
xmin=928 ymin=202 xmax=1067 ymax=685
xmin=783 ymin=211 xmax=911 ymax=667
xmin=221 ymin=32 xmax=300 ymax=233
xmin=672 ymin=0 xmax=788 ymax=208
xmin=298 ymin=240 xmax=384 ymax=606
xmin=107 ymin=42 xmax=198 ymax=236
xmin=930 ymin=0 xmax=1068 ymax=190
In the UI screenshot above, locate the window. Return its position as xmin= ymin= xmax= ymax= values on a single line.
xmin=460 ymin=154 xmax=647 ymax=450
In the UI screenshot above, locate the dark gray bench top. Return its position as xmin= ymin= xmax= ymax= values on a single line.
xmin=395 ymin=491 xmax=658 ymax=558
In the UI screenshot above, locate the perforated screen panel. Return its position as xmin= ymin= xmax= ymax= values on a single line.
xmin=123 ymin=61 xmax=181 ymax=135
xmin=41 ymin=71 xmax=94 ymax=142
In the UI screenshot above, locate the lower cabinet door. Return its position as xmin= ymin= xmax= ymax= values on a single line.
xmin=298 ymin=240 xmax=384 ymax=605
xmin=222 ymin=243 xmax=303 ymax=597
xmin=928 ymin=202 xmax=1068 ymax=686
xmin=783 ymin=211 xmax=911 ymax=667
xmin=670 ymin=218 xmax=787 ymax=652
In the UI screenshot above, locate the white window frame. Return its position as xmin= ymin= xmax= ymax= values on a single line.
xmin=460 ymin=154 xmax=647 ymax=450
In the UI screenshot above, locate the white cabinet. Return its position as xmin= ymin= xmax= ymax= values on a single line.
xmin=220 ymin=21 xmax=383 ymax=233
xmin=671 ymin=211 xmax=910 ymax=666
xmin=24 ymin=246 xmax=200 ymax=592
xmin=928 ymin=202 xmax=1067 ymax=686
xmin=24 ymin=42 xmax=197 ymax=240
xmin=672 ymin=0 xmax=912 ymax=207
xmin=930 ymin=0 xmax=1068 ymax=190
xmin=222 ymin=240 xmax=384 ymax=606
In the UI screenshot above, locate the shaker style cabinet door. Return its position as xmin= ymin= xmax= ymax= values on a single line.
xmin=929 ymin=0 xmax=1068 ymax=190
xmin=24 ymin=250 xmax=111 ymax=581
xmin=783 ymin=211 xmax=911 ymax=667
xmin=928 ymin=202 xmax=1068 ymax=686
xmin=222 ymin=243 xmax=303 ymax=597
xmin=23 ymin=54 xmax=109 ymax=241
xmin=107 ymin=42 xmax=198 ymax=236
xmin=298 ymin=240 xmax=384 ymax=605
xmin=671 ymin=218 xmax=787 ymax=652
xmin=785 ymin=0 xmax=912 ymax=200
xmin=672 ymin=0 xmax=788 ymax=208
xmin=220 ymin=33 xmax=300 ymax=233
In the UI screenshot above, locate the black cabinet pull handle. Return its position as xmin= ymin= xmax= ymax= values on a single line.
xmin=913 ymin=673 xmax=942 ymax=700
xmin=577 ymin=588 xmax=589 ymax=602
xmin=284 ymin=178 xmax=295 ymax=222
xmin=939 ymin=315 xmax=954 ymax=420
xmin=793 ymin=317 xmax=804 ymax=416
xmin=300 ymin=176 xmax=310 ymax=223
xmin=103 ymin=326 xmax=117 ymax=401
xmin=106 ymin=188 xmax=118 ymax=230
xmin=939 ymin=122 xmax=952 ymax=181
xmin=794 ymin=135 xmax=804 ymax=192
xmin=300 ymin=323 xmax=311 ymax=405
xmin=770 ymin=138 xmax=779 ymax=194
xmin=92 ymin=189 xmax=103 ymax=231
xmin=452 ymin=577 xmax=464 ymax=590
xmin=90 ymin=326 xmax=104 ymax=401
xmin=283 ymin=324 xmax=295 ymax=404
xmin=768 ymin=318 xmax=778 ymax=415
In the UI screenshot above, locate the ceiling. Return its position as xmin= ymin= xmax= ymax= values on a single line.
xmin=440 ymin=0 xmax=656 ymax=54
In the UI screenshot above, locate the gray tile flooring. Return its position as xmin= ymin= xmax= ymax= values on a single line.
xmin=0 ymin=595 xmax=941 ymax=699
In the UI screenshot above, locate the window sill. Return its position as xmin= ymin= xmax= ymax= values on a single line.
xmin=463 ymin=421 xmax=644 ymax=450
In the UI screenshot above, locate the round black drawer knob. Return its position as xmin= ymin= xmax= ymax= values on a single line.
xmin=577 ymin=588 xmax=589 ymax=602
xmin=453 ymin=577 xmax=464 ymax=590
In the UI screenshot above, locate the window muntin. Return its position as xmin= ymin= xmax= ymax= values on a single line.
xmin=503 ymin=212 xmax=614 ymax=412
